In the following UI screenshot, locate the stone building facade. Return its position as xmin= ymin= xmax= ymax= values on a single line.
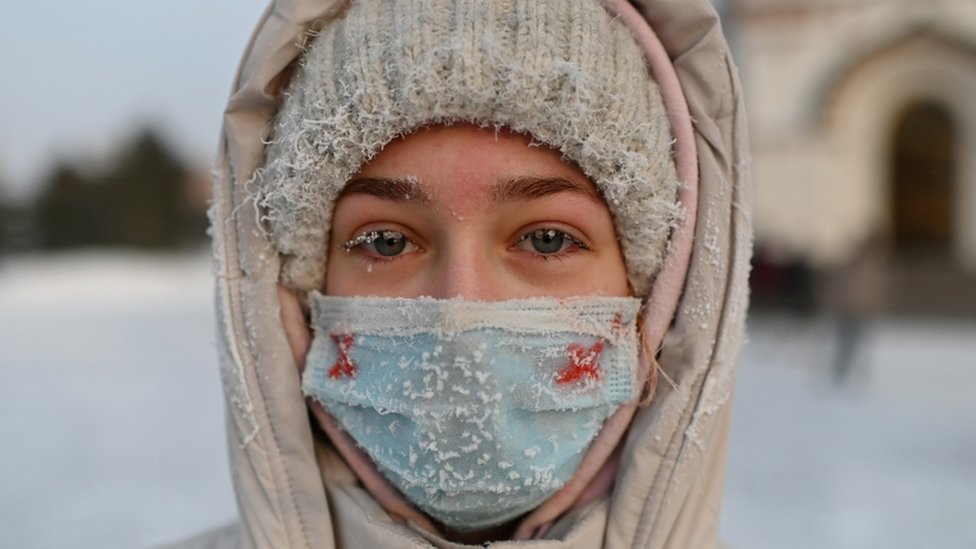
xmin=729 ymin=0 xmax=976 ymax=313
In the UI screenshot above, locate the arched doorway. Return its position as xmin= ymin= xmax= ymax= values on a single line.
xmin=889 ymin=101 xmax=956 ymax=255
xmin=813 ymin=33 xmax=976 ymax=314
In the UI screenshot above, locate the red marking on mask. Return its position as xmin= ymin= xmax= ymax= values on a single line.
xmin=556 ymin=340 xmax=605 ymax=384
xmin=329 ymin=333 xmax=357 ymax=379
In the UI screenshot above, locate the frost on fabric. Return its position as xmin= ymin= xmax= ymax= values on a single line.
xmin=219 ymin=355 xmax=260 ymax=449
xmin=301 ymin=294 xmax=642 ymax=531
xmin=681 ymin=185 xmax=750 ymax=454
xmin=215 ymin=304 xmax=261 ymax=448
xmin=255 ymin=0 xmax=681 ymax=296
xmin=685 ymin=236 xmax=750 ymax=453
xmin=210 ymin=180 xmax=260 ymax=448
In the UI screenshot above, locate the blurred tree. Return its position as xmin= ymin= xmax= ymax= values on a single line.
xmin=101 ymin=130 xmax=187 ymax=248
xmin=0 ymin=195 xmax=35 ymax=254
xmin=0 ymin=180 xmax=6 ymax=250
xmin=0 ymin=192 xmax=8 ymax=253
xmin=36 ymin=163 xmax=106 ymax=248
xmin=0 ymin=168 xmax=34 ymax=253
xmin=34 ymin=128 xmax=208 ymax=250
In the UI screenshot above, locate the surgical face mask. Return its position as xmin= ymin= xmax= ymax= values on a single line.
xmin=302 ymin=292 xmax=642 ymax=532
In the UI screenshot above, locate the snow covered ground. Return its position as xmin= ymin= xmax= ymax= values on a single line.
xmin=1 ymin=252 xmax=973 ymax=548
xmin=0 ymin=252 xmax=231 ymax=549
xmin=722 ymin=315 xmax=976 ymax=549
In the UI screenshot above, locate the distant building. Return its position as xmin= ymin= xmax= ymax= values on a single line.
xmin=729 ymin=0 xmax=976 ymax=314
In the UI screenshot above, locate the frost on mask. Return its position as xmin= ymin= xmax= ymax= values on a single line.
xmin=302 ymin=293 xmax=642 ymax=532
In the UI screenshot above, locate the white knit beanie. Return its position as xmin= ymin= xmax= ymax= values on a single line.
xmin=258 ymin=0 xmax=681 ymax=297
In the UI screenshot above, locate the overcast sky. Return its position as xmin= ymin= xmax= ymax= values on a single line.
xmin=0 ymin=0 xmax=268 ymax=199
xmin=0 ymin=0 xmax=729 ymax=200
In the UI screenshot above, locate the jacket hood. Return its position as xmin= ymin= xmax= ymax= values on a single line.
xmin=210 ymin=0 xmax=751 ymax=547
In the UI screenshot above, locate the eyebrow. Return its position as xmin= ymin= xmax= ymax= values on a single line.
xmin=491 ymin=176 xmax=603 ymax=204
xmin=340 ymin=175 xmax=602 ymax=204
xmin=339 ymin=177 xmax=430 ymax=203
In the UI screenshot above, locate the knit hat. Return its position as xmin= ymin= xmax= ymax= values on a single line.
xmin=258 ymin=0 xmax=681 ymax=297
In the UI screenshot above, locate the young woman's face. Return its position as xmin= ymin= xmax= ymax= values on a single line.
xmin=326 ymin=124 xmax=629 ymax=299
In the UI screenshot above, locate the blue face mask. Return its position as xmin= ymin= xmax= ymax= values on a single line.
xmin=302 ymin=293 xmax=642 ymax=532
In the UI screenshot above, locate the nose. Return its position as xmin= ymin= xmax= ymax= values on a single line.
xmin=425 ymin=240 xmax=503 ymax=300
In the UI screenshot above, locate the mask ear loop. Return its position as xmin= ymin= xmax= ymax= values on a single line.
xmin=639 ymin=319 xmax=684 ymax=409
xmin=279 ymin=284 xmax=312 ymax=372
xmin=637 ymin=328 xmax=659 ymax=407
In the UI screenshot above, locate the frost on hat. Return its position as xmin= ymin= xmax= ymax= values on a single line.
xmin=258 ymin=0 xmax=681 ymax=297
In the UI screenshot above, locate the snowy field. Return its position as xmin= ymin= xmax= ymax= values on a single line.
xmin=722 ymin=315 xmax=976 ymax=549
xmin=1 ymin=252 xmax=973 ymax=549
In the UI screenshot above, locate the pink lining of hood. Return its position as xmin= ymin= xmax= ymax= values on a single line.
xmin=281 ymin=0 xmax=699 ymax=542
xmin=514 ymin=0 xmax=700 ymax=538
xmin=600 ymin=0 xmax=700 ymax=349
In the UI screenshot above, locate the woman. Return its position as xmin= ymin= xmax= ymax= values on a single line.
xmin=188 ymin=0 xmax=750 ymax=547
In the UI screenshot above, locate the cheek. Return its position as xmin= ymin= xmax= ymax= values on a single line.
xmin=564 ymin=219 xmax=630 ymax=297
xmin=580 ymin=249 xmax=631 ymax=297
xmin=323 ymin=235 xmax=382 ymax=296
xmin=324 ymin=252 xmax=385 ymax=296
xmin=323 ymin=256 xmax=351 ymax=296
xmin=600 ymin=257 xmax=632 ymax=297
xmin=504 ymin=247 xmax=630 ymax=298
xmin=323 ymin=248 xmax=348 ymax=296
xmin=578 ymin=227 xmax=630 ymax=297
xmin=324 ymin=247 xmax=426 ymax=297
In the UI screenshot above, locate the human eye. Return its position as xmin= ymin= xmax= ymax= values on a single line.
xmin=342 ymin=229 xmax=419 ymax=260
xmin=514 ymin=228 xmax=590 ymax=257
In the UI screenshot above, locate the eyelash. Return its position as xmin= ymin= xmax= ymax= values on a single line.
xmin=342 ymin=230 xmax=391 ymax=250
xmin=514 ymin=227 xmax=591 ymax=259
xmin=340 ymin=227 xmax=590 ymax=263
xmin=341 ymin=229 xmax=419 ymax=263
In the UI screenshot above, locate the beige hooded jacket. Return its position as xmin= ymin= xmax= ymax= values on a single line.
xmin=176 ymin=0 xmax=751 ymax=547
